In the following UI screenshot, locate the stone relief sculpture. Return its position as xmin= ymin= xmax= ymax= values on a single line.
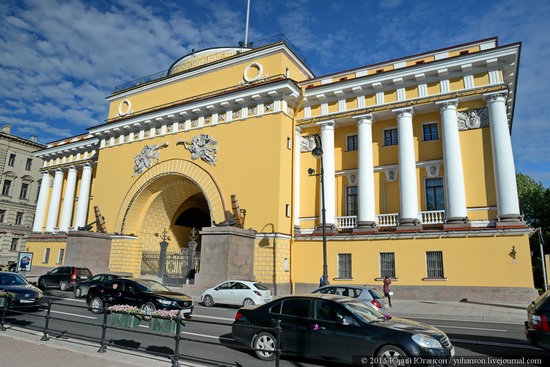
xmin=300 ymin=134 xmax=321 ymax=152
xmin=132 ymin=142 xmax=168 ymax=177
xmin=457 ymin=108 xmax=489 ymax=130
xmin=177 ymin=134 xmax=218 ymax=166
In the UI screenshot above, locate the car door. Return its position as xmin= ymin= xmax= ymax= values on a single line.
xmin=50 ymin=267 xmax=68 ymax=286
xmin=308 ymin=300 xmax=366 ymax=364
xmin=101 ymin=280 xmax=124 ymax=306
xmin=119 ymin=280 xmax=141 ymax=308
xmin=270 ymin=298 xmax=312 ymax=357
xmin=232 ymin=282 xmax=250 ymax=305
xmin=214 ymin=281 xmax=236 ymax=304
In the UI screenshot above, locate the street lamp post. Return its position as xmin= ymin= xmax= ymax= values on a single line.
xmin=309 ymin=146 xmax=328 ymax=286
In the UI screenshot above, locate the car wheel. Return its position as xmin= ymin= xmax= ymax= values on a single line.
xmin=74 ymin=287 xmax=82 ymax=298
xmin=375 ymin=345 xmax=409 ymax=367
xmin=203 ymin=294 xmax=214 ymax=307
xmin=29 ymin=306 xmax=41 ymax=312
xmin=243 ymin=298 xmax=255 ymax=307
xmin=253 ymin=331 xmax=277 ymax=361
xmin=38 ymin=279 xmax=47 ymax=289
xmin=60 ymin=280 xmax=69 ymax=291
xmin=141 ymin=302 xmax=156 ymax=320
xmin=89 ymin=297 xmax=104 ymax=314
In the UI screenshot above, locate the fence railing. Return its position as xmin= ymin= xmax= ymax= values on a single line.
xmin=0 ymin=296 xmax=282 ymax=367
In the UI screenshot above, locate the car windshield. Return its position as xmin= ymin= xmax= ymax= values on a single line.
xmin=134 ymin=279 xmax=171 ymax=293
xmin=0 ymin=273 xmax=28 ymax=286
xmin=340 ymin=298 xmax=386 ymax=322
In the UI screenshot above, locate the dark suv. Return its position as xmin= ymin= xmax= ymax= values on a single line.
xmin=525 ymin=288 xmax=550 ymax=350
xmin=38 ymin=266 xmax=93 ymax=291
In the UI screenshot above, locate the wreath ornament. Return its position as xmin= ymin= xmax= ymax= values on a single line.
xmin=243 ymin=62 xmax=263 ymax=82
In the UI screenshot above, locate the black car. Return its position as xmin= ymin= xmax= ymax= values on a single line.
xmin=86 ymin=277 xmax=194 ymax=319
xmin=74 ymin=272 xmax=132 ymax=298
xmin=525 ymin=288 xmax=550 ymax=350
xmin=0 ymin=271 xmax=43 ymax=311
xmin=232 ymin=294 xmax=454 ymax=365
xmin=38 ymin=266 xmax=92 ymax=291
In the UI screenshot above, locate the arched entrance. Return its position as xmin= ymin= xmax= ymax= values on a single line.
xmin=113 ymin=159 xmax=227 ymax=282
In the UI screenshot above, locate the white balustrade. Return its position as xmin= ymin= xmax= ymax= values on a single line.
xmin=376 ymin=213 xmax=399 ymax=228
xmin=420 ymin=210 xmax=445 ymax=225
xmin=335 ymin=216 xmax=357 ymax=229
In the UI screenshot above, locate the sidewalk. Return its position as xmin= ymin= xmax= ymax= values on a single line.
xmin=0 ymin=294 xmax=528 ymax=367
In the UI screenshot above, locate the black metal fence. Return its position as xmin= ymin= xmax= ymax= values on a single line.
xmin=141 ymin=250 xmax=200 ymax=286
xmin=0 ymin=297 xmax=282 ymax=367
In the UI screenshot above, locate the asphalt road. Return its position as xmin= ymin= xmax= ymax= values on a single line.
xmin=2 ymin=289 xmax=548 ymax=367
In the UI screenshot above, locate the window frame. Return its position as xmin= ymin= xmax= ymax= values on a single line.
xmin=8 ymin=154 xmax=16 ymax=167
xmin=425 ymin=177 xmax=445 ymax=211
xmin=423 ymin=122 xmax=439 ymax=141
xmin=380 ymin=252 xmax=396 ymax=278
xmin=345 ymin=185 xmax=358 ymax=216
xmin=426 ymin=251 xmax=445 ymax=279
xmin=337 ymin=253 xmax=352 ymax=279
xmin=384 ymin=128 xmax=398 ymax=146
xmin=25 ymin=158 xmax=32 ymax=171
xmin=43 ymin=248 xmax=51 ymax=264
xmin=2 ymin=179 xmax=12 ymax=196
xmin=346 ymin=134 xmax=358 ymax=151
xmin=15 ymin=212 xmax=23 ymax=225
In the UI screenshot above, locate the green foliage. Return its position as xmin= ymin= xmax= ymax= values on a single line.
xmin=517 ymin=173 xmax=550 ymax=288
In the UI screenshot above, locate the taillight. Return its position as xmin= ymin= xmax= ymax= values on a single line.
xmin=70 ymin=271 xmax=76 ymax=280
xmin=532 ymin=315 xmax=549 ymax=331
xmin=254 ymin=291 xmax=261 ymax=296
xmin=235 ymin=311 xmax=244 ymax=321
xmin=371 ymin=299 xmax=382 ymax=309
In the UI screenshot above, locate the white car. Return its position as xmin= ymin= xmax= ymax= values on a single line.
xmin=201 ymin=280 xmax=272 ymax=307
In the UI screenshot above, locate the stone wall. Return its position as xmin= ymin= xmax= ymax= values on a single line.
xmin=64 ymin=231 xmax=112 ymax=274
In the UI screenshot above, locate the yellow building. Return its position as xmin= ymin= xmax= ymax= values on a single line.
xmin=27 ymin=35 xmax=536 ymax=302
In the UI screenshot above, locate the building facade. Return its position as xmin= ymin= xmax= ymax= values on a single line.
xmin=0 ymin=125 xmax=45 ymax=265
xmin=26 ymin=35 xmax=536 ymax=301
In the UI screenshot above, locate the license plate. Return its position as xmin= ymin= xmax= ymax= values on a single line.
xmin=181 ymin=309 xmax=191 ymax=313
xmin=20 ymin=300 xmax=34 ymax=303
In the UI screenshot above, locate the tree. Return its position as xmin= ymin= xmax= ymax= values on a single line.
xmin=517 ymin=173 xmax=550 ymax=289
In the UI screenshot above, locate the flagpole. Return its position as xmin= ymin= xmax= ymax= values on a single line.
xmin=244 ymin=0 xmax=251 ymax=46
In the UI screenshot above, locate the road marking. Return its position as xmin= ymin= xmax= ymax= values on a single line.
xmin=191 ymin=314 xmax=234 ymax=322
xmin=452 ymin=338 xmax=541 ymax=350
xmin=136 ymin=325 xmax=234 ymax=341
xmin=51 ymin=310 xmax=97 ymax=319
xmin=433 ymin=324 xmax=507 ymax=332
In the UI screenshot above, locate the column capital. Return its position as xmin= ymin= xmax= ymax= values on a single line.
xmin=392 ymin=106 xmax=414 ymax=118
xmin=436 ymin=98 xmax=459 ymax=110
xmin=316 ymin=119 xmax=335 ymax=129
xmin=483 ymin=90 xmax=508 ymax=102
xmin=353 ymin=113 xmax=375 ymax=125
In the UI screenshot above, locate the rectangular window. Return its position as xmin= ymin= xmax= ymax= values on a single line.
xmin=338 ymin=253 xmax=352 ymax=278
xmin=426 ymin=251 xmax=444 ymax=278
xmin=15 ymin=212 xmax=23 ymax=225
xmin=10 ymin=237 xmax=19 ymax=252
xmin=20 ymin=183 xmax=29 ymax=199
xmin=346 ymin=186 xmax=358 ymax=216
xmin=57 ymin=248 xmax=65 ymax=264
xmin=346 ymin=135 xmax=358 ymax=151
xmin=423 ymin=123 xmax=439 ymax=141
xmin=43 ymin=248 xmax=51 ymax=263
xmin=426 ymin=178 xmax=445 ymax=210
xmin=384 ymin=128 xmax=398 ymax=146
xmin=2 ymin=180 xmax=11 ymax=196
xmin=8 ymin=154 xmax=16 ymax=166
xmin=25 ymin=158 xmax=32 ymax=170
xmin=0 ymin=210 xmax=5 ymax=222
xmin=380 ymin=252 xmax=395 ymax=278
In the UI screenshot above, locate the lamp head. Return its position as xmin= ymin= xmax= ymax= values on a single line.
xmin=308 ymin=168 xmax=316 ymax=175
xmin=311 ymin=147 xmax=323 ymax=159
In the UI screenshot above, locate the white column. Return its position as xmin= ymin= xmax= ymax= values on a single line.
xmin=484 ymin=92 xmax=522 ymax=221
xmin=293 ymin=127 xmax=301 ymax=229
xmin=59 ymin=166 xmax=77 ymax=232
xmin=437 ymin=99 xmax=468 ymax=222
xmin=74 ymin=163 xmax=93 ymax=229
xmin=32 ymin=172 xmax=51 ymax=232
xmin=394 ymin=107 xmax=420 ymax=226
xmin=354 ymin=114 xmax=377 ymax=228
xmin=318 ymin=120 xmax=336 ymax=228
xmin=45 ymin=169 xmax=64 ymax=232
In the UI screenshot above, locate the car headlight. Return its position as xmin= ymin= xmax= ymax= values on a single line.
xmin=157 ymin=298 xmax=174 ymax=306
xmin=412 ymin=334 xmax=442 ymax=349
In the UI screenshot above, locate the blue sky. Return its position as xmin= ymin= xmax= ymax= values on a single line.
xmin=1 ymin=0 xmax=549 ymax=186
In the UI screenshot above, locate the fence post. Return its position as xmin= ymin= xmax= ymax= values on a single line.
xmin=171 ymin=314 xmax=183 ymax=367
xmin=40 ymin=297 xmax=52 ymax=341
xmin=98 ymin=304 xmax=109 ymax=353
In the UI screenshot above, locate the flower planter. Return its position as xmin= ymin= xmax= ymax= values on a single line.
xmin=108 ymin=312 xmax=141 ymax=328
xmin=0 ymin=297 xmax=8 ymax=308
xmin=149 ymin=317 xmax=184 ymax=334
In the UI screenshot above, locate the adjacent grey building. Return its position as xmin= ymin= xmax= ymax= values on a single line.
xmin=0 ymin=125 xmax=45 ymax=265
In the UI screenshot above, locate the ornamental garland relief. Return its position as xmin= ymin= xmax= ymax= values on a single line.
xmin=300 ymin=134 xmax=321 ymax=153
xmin=238 ymin=62 xmax=268 ymax=86
xmin=457 ymin=108 xmax=489 ymax=130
